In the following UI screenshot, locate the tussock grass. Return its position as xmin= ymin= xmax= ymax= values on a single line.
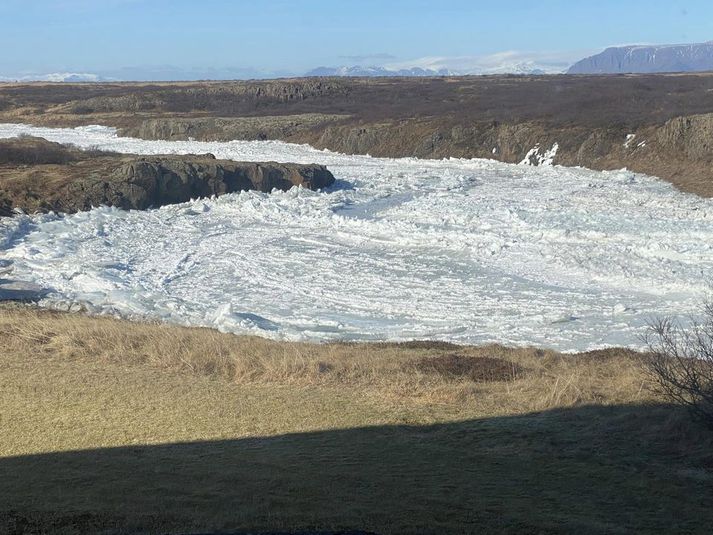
xmin=0 ymin=305 xmax=651 ymax=412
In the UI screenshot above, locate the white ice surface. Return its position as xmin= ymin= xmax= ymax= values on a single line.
xmin=1 ymin=123 xmax=712 ymax=350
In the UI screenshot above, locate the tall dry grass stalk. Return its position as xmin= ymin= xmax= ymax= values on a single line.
xmin=0 ymin=305 xmax=655 ymax=413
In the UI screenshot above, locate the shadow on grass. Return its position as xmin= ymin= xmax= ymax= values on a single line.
xmin=2 ymin=404 xmax=712 ymax=535
xmin=0 ymin=279 xmax=50 ymax=302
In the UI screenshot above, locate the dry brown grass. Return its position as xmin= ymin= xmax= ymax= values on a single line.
xmin=0 ymin=305 xmax=653 ymax=413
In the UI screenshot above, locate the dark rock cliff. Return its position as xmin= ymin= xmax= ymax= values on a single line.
xmin=119 ymin=113 xmax=713 ymax=196
xmin=0 ymin=138 xmax=335 ymax=216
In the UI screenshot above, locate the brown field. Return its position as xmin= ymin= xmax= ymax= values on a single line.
xmin=2 ymin=74 xmax=713 ymax=197
xmin=2 ymin=305 xmax=712 ymax=534
xmin=2 ymin=73 xmax=713 ymax=126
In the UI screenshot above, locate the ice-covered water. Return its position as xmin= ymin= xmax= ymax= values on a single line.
xmin=1 ymin=123 xmax=712 ymax=350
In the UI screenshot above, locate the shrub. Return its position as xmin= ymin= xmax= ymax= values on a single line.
xmin=70 ymin=104 xmax=95 ymax=115
xmin=644 ymin=303 xmax=713 ymax=427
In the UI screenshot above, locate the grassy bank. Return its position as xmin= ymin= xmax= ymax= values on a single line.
xmin=1 ymin=306 xmax=712 ymax=534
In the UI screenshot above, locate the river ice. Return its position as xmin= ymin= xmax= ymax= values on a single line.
xmin=1 ymin=123 xmax=712 ymax=350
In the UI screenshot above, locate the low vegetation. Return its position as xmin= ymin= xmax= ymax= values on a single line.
xmin=1 ymin=305 xmax=648 ymax=410
xmin=0 ymin=135 xmax=79 ymax=165
xmin=2 ymin=305 xmax=712 ymax=534
xmin=644 ymin=303 xmax=713 ymax=427
xmin=0 ymin=135 xmax=113 ymax=165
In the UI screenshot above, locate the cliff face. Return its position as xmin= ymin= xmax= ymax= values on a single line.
xmin=0 ymin=138 xmax=335 ymax=216
xmin=118 ymin=113 xmax=713 ymax=197
xmin=568 ymin=43 xmax=713 ymax=74
xmin=124 ymin=114 xmax=346 ymax=142
xmin=94 ymin=157 xmax=334 ymax=211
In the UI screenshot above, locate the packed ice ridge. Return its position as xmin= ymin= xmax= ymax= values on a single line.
xmin=1 ymin=123 xmax=712 ymax=351
xmin=519 ymin=143 xmax=559 ymax=166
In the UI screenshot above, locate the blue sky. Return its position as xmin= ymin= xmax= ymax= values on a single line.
xmin=1 ymin=0 xmax=712 ymax=78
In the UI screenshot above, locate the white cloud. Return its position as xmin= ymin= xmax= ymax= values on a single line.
xmin=383 ymin=49 xmax=592 ymax=75
xmin=0 ymin=72 xmax=107 ymax=82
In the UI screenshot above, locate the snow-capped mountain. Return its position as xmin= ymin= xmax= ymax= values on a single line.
xmin=305 ymin=65 xmax=456 ymax=77
xmin=306 ymin=61 xmax=560 ymax=78
xmin=473 ymin=61 xmax=551 ymax=75
xmin=0 ymin=72 xmax=106 ymax=82
xmin=568 ymin=42 xmax=713 ymax=74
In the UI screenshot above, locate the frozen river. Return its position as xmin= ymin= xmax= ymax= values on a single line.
xmin=1 ymin=123 xmax=712 ymax=350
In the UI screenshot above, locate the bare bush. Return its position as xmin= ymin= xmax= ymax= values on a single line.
xmin=644 ymin=303 xmax=713 ymax=427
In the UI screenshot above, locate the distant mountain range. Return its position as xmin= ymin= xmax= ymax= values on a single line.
xmin=568 ymin=42 xmax=713 ymax=74
xmin=306 ymin=61 xmax=557 ymax=78
xmin=305 ymin=65 xmax=456 ymax=77
xmin=6 ymin=42 xmax=713 ymax=83
xmin=0 ymin=72 xmax=108 ymax=83
xmin=0 ymin=62 xmax=562 ymax=83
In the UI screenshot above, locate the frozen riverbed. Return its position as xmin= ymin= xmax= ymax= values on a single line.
xmin=1 ymin=123 xmax=712 ymax=350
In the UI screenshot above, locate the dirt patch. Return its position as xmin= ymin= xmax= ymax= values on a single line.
xmin=413 ymin=354 xmax=524 ymax=382
xmin=373 ymin=340 xmax=462 ymax=351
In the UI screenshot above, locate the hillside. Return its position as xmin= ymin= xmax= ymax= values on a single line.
xmin=2 ymin=74 xmax=713 ymax=196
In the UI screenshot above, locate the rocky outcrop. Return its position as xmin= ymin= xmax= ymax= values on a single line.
xmin=46 ymin=79 xmax=352 ymax=116
xmin=0 ymin=138 xmax=335 ymax=216
xmin=107 ymin=156 xmax=334 ymax=210
xmin=655 ymin=113 xmax=713 ymax=159
xmin=112 ymin=113 xmax=713 ymax=197
xmin=121 ymin=114 xmax=347 ymax=142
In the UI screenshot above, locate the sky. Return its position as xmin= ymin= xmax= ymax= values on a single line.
xmin=1 ymin=0 xmax=712 ymax=79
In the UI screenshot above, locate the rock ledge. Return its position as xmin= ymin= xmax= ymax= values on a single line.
xmin=0 ymin=137 xmax=335 ymax=215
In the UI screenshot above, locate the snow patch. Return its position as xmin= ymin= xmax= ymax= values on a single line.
xmin=0 ymin=72 xmax=106 ymax=83
xmin=519 ymin=143 xmax=559 ymax=166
